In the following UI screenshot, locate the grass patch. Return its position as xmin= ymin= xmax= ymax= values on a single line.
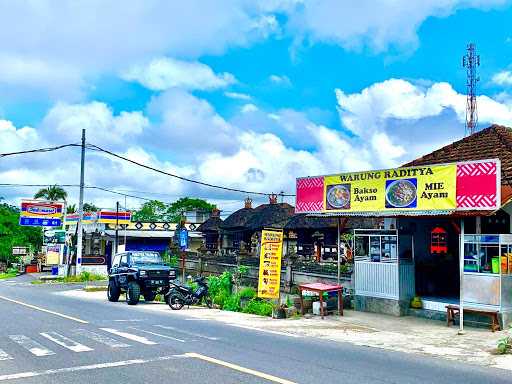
xmin=33 ymin=272 xmax=107 ymax=284
xmin=30 ymin=280 xmax=45 ymax=284
xmin=0 ymin=272 xmax=17 ymax=280
xmin=84 ymin=286 xmax=108 ymax=292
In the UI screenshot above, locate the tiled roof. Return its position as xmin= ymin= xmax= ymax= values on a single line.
xmin=404 ymin=124 xmax=512 ymax=186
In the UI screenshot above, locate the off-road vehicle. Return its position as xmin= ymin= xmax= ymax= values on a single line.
xmin=107 ymin=251 xmax=177 ymax=305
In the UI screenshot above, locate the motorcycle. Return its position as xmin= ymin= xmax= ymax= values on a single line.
xmin=165 ymin=276 xmax=212 ymax=310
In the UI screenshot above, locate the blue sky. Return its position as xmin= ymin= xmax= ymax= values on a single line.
xmin=1 ymin=1 xmax=512 ymax=211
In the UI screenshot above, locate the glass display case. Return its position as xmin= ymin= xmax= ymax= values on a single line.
xmin=354 ymin=230 xmax=398 ymax=263
xmin=462 ymin=234 xmax=512 ymax=311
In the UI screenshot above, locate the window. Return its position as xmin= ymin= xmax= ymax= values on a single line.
xmin=130 ymin=251 xmax=163 ymax=265
xmin=112 ymin=254 xmax=121 ymax=267
xmin=354 ymin=230 xmax=398 ymax=263
xmin=119 ymin=254 xmax=128 ymax=267
xmin=464 ymin=235 xmax=499 ymax=274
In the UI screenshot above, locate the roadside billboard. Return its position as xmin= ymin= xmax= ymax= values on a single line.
xmin=257 ymin=229 xmax=284 ymax=299
xmin=19 ymin=200 xmax=65 ymax=227
xmin=97 ymin=210 xmax=131 ymax=224
xmin=296 ymin=159 xmax=500 ymax=215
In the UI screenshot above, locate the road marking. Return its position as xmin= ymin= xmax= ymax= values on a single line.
xmin=99 ymin=328 xmax=157 ymax=345
xmin=0 ymin=295 xmax=88 ymax=324
xmin=129 ymin=327 xmax=185 ymax=343
xmin=72 ymin=329 xmax=130 ymax=348
xmin=0 ymin=349 xmax=12 ymax=361
xmin=40 ymin=332 xmax=93 ymax=352
xmin=154 ymin=325 xmax=219 ymax=341
xmin=8 ymin=335 xmax=55 ymax=357
xmin=227 ymin=324 xmax=301 ymax=338
xmin=186 ymin=353 xmax=297 ymax=384
xmin=0 ymin=354 xmax=187 ymax=381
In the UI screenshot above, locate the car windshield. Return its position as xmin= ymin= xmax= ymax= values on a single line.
xmin=130 ymin=251 xmax=163 ymax=264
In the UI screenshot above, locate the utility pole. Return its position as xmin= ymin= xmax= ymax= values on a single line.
xmin=115 ymin=201 xmax=119 ymax=254
xmin=76 ymin=129 xmax=86 ymax=275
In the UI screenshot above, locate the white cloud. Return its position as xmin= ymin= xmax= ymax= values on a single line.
xmin=269 ymin=74 xmax=292 ymax=86
xmin=41 ymin=102 xmax=149 ymax=148
xmin=224 ymin=91 xmax=252 ymax=100
xmin=241 ymin=104 xmax=259 ymax=113
xmin=284 ymin=0 xmax=506 ymax=52
xmin=121 ymin=57 xmax=236 ymax=91
xmin=492 ymin=70 xmax=512 ymax=86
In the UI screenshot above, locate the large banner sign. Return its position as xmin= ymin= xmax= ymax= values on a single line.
xmin=97 ymin=210 xmax=132 ymax=225
xmin=296 ymin=159 xmax=500 ymax=215
xmin=257 ymin=229 xmax=284 ymax=299
xmin=20 ymin=200 xmax=64 ymax=227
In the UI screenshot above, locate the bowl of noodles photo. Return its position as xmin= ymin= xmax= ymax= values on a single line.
xmin=385 ymin=179 xmax=417 ymax=208
xmin=326 ymin=184 xmax=351 ymax=209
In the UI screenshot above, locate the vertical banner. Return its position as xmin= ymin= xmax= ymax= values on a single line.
xmin=257 ymin=229 xmax=284 ymax=299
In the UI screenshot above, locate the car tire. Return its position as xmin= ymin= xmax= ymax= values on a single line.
xmin=143 ymin=292 xmax=156 ymax=302
xmin=126 ymin=281 xmax=141 ymax=305
xmin=107 ymin=280 xmax=120 ymax=302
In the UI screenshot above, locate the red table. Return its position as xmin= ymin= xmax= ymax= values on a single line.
xmin=299 ymin=283 xmax=343 ymax=319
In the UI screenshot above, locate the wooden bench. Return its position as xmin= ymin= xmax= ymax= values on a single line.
xmin=446 ymin=305 xmax=501 ymax=332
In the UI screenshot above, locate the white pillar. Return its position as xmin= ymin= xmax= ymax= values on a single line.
xmin=459 ymin=218 xmax=465 ymax=334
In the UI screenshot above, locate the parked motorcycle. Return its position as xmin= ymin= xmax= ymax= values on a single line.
xmin=165 ymin=276 xmax=212 ymax=310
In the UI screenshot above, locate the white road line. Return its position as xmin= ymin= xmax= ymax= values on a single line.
xmin=40 ymin=332 xmax=93 ymax=353
xmin=72 ymin=329 xmax=130 ymax=348
xmin=154 ymin=325 xmax=219 ymax=341
xmin=227 ymin=324 xmax=301 ymax=338
xmin=186 ymin=353 xmax=297 ymax=384
xmin=0 ymin=296 xmax=88 ymax=324
xmin=129 ymin=327 xmax=185 ymax=343
xmin=99 ymin=328 xmax=157 ymax=345
xmin=8 ymin=335 xmax=55 ymax=357
xmin=0 ymin=349 xmax=12 ymax=361
xmin=0 ymin=354 xmax=188 ymax=381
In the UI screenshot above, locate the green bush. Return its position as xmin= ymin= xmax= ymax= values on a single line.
xmin=242 ymin=298 xmax=273 ymax=317
xmin=497 ymin=335 xmax=512 ymax=355
xmin=208 ymin=271 xmax=232 ymax=299
xmin=223 ymin=294 xmax=241 ymax=312
xmin=239 ymin=287 xmax=256 ymax=300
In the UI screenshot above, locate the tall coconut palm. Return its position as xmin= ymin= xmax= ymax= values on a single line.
xmin=66 ymin=204 xmax=76 ymax=214
xmin=34 ymin=185 xmax=68 ymax=202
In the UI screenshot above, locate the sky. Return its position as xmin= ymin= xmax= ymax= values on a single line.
xmin=2 ymin=0 xmax=512 ymax=215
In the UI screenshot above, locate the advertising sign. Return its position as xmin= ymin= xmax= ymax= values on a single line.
xmin=46 ymin=244 xmax=63 ymax=265
xmin=296 ymin=159 xmax=500 ymax=215
xmin=43 ymin=229 xmax=66 ymax=245
xmin=65 ymin=212 xmax=98 ymax=225
xmin=97 ymin=210 xmax=132 ymax=224
xmin=20 ymin=200 xmax=65 ymax=227
xmin=257 ymin=229 xmax=284 ymax=299
xmin=179 ymin=228 xmax=188 ymax=250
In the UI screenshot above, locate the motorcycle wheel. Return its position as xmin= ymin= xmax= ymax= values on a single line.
xmin=204 ymin=295 xmax=213 ymax=309
xmin=168 ymin=295 xmax=184 ymax=310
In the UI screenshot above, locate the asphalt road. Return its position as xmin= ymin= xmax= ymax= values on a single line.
xmin=0 ymin=274 xmax=510 ymax=384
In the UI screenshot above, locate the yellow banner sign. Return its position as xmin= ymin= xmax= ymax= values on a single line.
xmin=324 ymin=164 xmax=457 ymax=212
xmin=257 ymin=229 xmax=284 ymax=299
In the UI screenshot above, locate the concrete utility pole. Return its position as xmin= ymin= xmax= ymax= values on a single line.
xmin=115 ymin=201 xmax=119 ymax=254
xmin=76 ymin=129 xmax=86 ymax=275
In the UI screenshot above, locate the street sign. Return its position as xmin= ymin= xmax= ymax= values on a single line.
xmin=43 ymin=229 xmax=66 ymax=244
xmin=179 ymin=228 xmax=188 ymax=250
xmin=19 ymin=217 xmax=62 ymax=227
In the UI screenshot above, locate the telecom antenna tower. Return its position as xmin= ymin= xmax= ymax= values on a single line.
xmin=462 ymin=43 xmax=480 ymax=136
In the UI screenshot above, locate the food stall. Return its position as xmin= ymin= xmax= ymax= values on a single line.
xmin=462 ymin=234 xmax=512 ymax=316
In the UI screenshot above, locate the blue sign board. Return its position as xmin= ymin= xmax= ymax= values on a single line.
xmin=179 ymin=228 xmax=188 ymax=250
xmin=19 ymin=217 xmax=62 ymax=227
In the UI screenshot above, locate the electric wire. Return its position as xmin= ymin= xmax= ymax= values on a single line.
xmin=0 ymin=144 xmax=80 ymax=158
xmin=86 ymin=143 xmax=295 ymax=197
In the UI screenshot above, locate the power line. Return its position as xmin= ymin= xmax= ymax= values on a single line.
xmin=86 ymin=143 xmax=295 ymax=197
xmin=0 ymin=144 xmax=80 ymax=158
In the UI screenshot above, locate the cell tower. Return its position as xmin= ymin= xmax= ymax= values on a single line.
xmin=462 ymin=43 xmax=480 ymax=136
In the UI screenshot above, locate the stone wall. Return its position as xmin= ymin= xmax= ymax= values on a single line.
xmin=355 ymin=295 xmax=409 ymax=316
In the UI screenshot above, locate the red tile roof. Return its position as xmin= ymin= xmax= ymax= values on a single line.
xmin=404 ymin=124 xmax=512 ymax=187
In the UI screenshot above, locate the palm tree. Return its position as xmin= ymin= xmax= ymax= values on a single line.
xmin=66 ymin=204 xmax=76 ymax=214
xmin=34 ymin=185 xmax=68 ymax=202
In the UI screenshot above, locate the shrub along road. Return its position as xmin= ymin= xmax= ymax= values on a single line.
xmin=0 ymin=274 xmax=510 ymax=384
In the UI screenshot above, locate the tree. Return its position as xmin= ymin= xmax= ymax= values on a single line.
xmin=0 ymin=203 xmax=42 ymax=264
xmin=83 ymin=203 xmax=99 ymax=212
xmin=34 ymin=185 xmax=67 ymax=201
xmin=132 ymin=200 xmax=169 ymax=222
xmin=167 ymin=197 xmax=215 ymax=223
xmin=66 ymin=204 xmax=76 ymax=214
xmin=132 ymin=197 xmax=215 ymax=223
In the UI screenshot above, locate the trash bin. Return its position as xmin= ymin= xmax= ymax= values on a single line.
xmin=51 ymin=266 xmax=59 ymax=276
